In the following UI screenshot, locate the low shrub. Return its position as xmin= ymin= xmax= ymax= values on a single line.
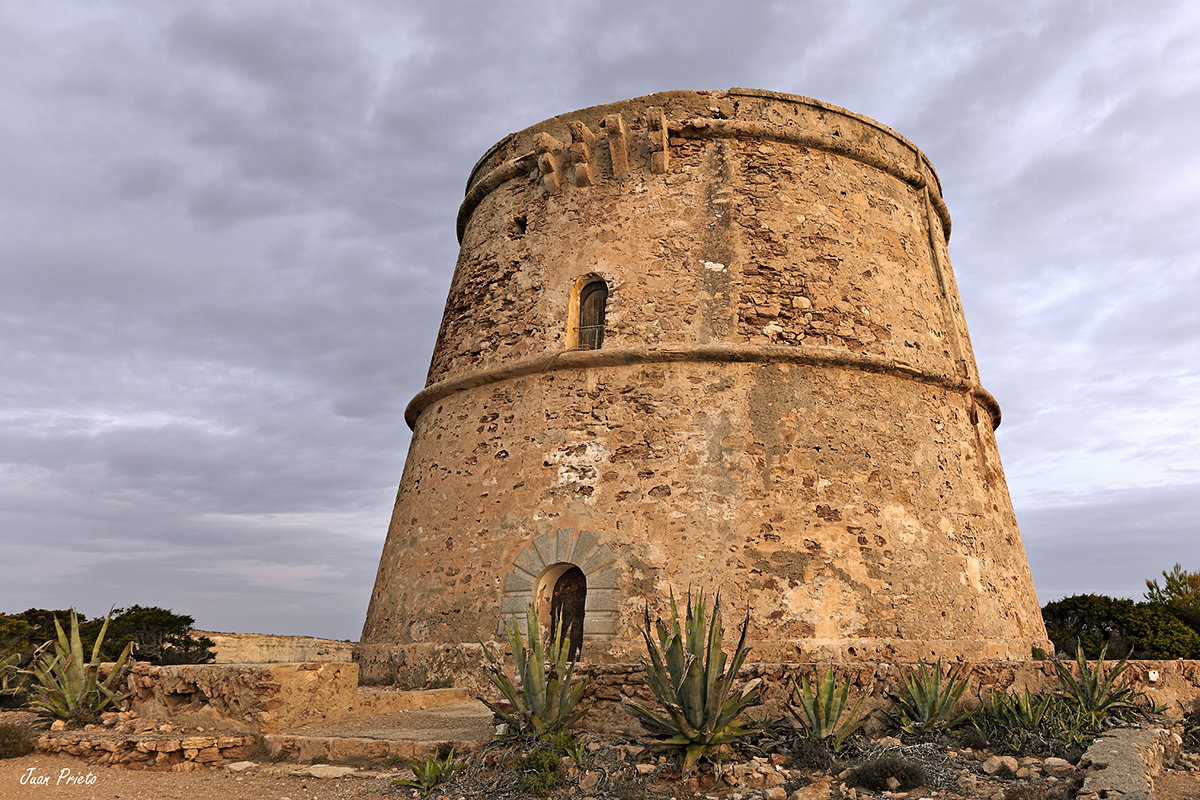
xmin=514 ymin=746 xmax=563 ymax=797
xmin=0 ymin=723 xmax=34 ymax=759
xmin=846 ymin=753 xmax=927 ymax=792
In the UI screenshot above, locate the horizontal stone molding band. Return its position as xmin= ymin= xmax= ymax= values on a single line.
xmin=455 ymin=111 xmax=951 ymax=244
xmin=672 ymin=117 xmax=952 ymax=241
xmin=404 ymin=343 xmax=1001 ymax=430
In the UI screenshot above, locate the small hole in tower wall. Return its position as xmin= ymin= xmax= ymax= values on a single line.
xmin=509 ymin=215 xmax=527 ymax=236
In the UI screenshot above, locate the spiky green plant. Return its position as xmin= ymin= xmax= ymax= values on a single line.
xmin=393 ymin=749 xmax=464 ymax=796
xmin=1053 ymin=643 xmax=1140 ymax=723
xmin=23 ymin=609 xmax=133 ymax=723
xmin=480 ymin=606 xmax=590 ymax=739
xmin=972 ymin=687 xmax=1055 ymax=753
xmin=0 ymin=652 xmax=24 ymax=698
xmin=883 ymin=660 xmax=970 ymax=736
xmin=624 ymin=590 xmax=764 ymax=773
xmin=788 ymin=668 xmax=867 ymax=750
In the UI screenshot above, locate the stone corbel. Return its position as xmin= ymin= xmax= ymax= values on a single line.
xmin=647 ymin=106 xmax=669 ymax=174
xmin=602 ymin=113 xmax=629 ymax=180
xmin=569 ymin=121 xmax=596 ymax=187
xmin=533 ymin=132 xmax=564 ymax=194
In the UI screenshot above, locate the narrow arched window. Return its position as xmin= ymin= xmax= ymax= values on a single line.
xmin=577 ymin=280 xmax=607 ymax=350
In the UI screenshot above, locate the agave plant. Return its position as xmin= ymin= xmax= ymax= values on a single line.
xmin=1053 ymin=642 xmax=1140 ymax=723
xmin=624 ymin=590 xmax=764 ymax=773
xmin=883 ymin=659 xmax=970 ymax=736
xmin=788 ymin=668 xmax=867 ymax=750
xmin=0 ymin=651 xmax=24 ymax=697
xmin=479 ymin=605 xmax=590 ymax=739
xmin=393 ymin=748 xmax=464 ymax=796
xmin=23 ymin=609 xmax=133 ymax=723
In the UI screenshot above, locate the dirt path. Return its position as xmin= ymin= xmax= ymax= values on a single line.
xmin=0 ymin=754 xmax=397 ymax=800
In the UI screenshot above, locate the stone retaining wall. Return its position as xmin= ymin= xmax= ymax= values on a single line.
xmin=192 ymin=631 xmax=354 ymax=664
xmin=109 ymin=657 xmax=1200 ymax=739
xmin=119 ymin=661 xmax=469 ymax=734
xmin=35 ymin=729 xmax=256 ymax=772
xmin=123 ymin=661 xmax=358 ymax=733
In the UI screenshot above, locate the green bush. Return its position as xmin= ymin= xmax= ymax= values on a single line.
xmin=514 ymin=746 xmax=563 ymax=797
xmin=0 ymin=723 xmax=34 ymax=759
xmin=4 ymin=607 xmax=214 ymax=666
xmin=92 ymin=606 xmax=215 ymax=665
xmin=1041 ymin=595 xmax=1200 ymax=660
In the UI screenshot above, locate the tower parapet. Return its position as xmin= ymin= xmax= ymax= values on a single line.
xmin=358 ymin=89 xmax=1049 ymax=685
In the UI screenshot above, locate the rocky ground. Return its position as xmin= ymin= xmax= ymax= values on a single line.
xmin=3 ymin=711 xmax=1198 ymax=800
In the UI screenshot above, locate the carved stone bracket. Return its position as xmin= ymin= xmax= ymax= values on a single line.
xmin=569 ymin=121 xmax=596 ymax=187
xmin=602 ymin=113 xmax=630 ymax=180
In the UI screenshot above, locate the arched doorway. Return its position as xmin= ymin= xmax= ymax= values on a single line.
xmin=535 ymin=563 xmax=586 ymax=661
xmin=549 ymin=567 xmax=586 ymax=661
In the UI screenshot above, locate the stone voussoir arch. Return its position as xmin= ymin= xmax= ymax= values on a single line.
xmin=499 ymin=529 xmax=620 ymax=641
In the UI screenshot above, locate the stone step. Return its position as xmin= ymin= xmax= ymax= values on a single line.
xmin=265 ymin=698 xmax=495 ymax=764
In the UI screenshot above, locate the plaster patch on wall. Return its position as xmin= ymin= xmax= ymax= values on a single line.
xmin=964 ymin=556 xmax=983 ymax=592
xmin=545 ymin=441 xmax=609 ymax=485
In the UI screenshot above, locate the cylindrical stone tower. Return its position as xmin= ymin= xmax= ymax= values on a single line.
xmin=358 ymin=88 xmax=1050 ymax=685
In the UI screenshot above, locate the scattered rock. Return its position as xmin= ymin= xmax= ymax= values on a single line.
xmin=789 ymin=775 xmax=832 ymax=800
xmin=292 ymin=764 xmax=357 ymax=779
xmin=982 ymin=755 xmax=1019 ymax=775
xmin=226 ymin=761 xmax=257 ymax=772
xmin=1043 ymin=757 xmax=1074 ymax=775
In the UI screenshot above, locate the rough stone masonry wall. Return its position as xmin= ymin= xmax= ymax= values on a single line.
xmin=358 ymin=89 xmax=1049 ymax=682
xmin=191 ymin=630 xmax=354 ymax=664
xmin=122 ymin=661 xmax=358 ymax=734
xmin=36 ymin=728 xmax=257 ymax=772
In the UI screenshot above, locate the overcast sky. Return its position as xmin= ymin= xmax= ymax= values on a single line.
xmin=2 ymin=1 xmax=1198 ymax=640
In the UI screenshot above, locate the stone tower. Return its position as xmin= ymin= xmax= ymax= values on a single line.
xmin=357 ymin=89 xmax=1050 ymax=685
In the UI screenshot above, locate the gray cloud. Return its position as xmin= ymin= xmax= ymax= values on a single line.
xmin=2 ymin=0 xmax=1199 ymax=638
